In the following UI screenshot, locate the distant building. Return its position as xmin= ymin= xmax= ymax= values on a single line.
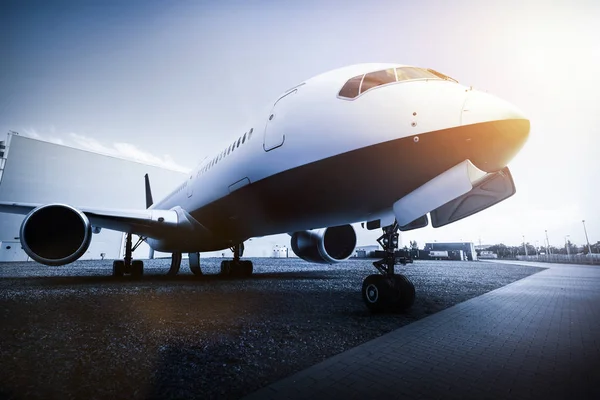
xmin=354 ymin=245 xmax=380 ymax=258
xmin=272 ymin=245 xmax=289 ymax=258
xmin=478 ymin=250 xmax=498 ymax=259
xmin=423 ymin=242 xmax=478 ymax=261
xmin=0 ymin=133 xmax=186 ymax=262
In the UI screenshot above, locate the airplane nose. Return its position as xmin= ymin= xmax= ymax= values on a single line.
xmin=459 ymin=89 xmax=530 ymax=172
xmin=461 ymin=89 xmax=527 ymax=126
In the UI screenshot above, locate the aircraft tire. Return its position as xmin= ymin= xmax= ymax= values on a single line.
xmin=220 ymin=260 xmax=253 ymax=277
xmin=131 ymin=260 xmax=144 ymax=278
xmin=112 ymin=260 xmax=125 ymax=277
xmin=241 ymin=260 xmax=253 ymax=277
xmin=220 ymin=260 xmax=231 ymax=276
xmin=391 ymin=274 xmax=415 ymax=311
xmin=362 ymin=274 xmax=388 ymax=313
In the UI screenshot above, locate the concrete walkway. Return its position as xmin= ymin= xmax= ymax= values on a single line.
xmin=244 ymin=261 xmax=600 ymax=399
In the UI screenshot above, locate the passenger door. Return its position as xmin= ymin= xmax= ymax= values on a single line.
xmin=186 ymin=174 xmax=193 ymax=198
xmin=263 ymin=89 xmax=297 ymax=151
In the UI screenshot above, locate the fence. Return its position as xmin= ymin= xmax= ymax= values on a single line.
xmin=516 ymin=254 xmax=600 ymax=265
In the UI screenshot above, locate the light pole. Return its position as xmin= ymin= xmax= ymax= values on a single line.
xmin=583 ymin=220 xmax=592 ymax=254
xmin=545 ymin=230 xmax=551 ymax=255
xmin=564 ymin=235 xmax=570 ymax=258
xmin=522 ymin=235 xmax=528 ymax=256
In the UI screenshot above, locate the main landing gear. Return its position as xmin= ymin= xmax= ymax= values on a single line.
xmin=362 ymin=221 xmax=415 ymax=313
xmin=112 ymin=233 xmax=145 ymax=278
xmin=165 ymin=251 xmax=203 ymax=276
xmin=221 ymin=243 xmax=253 ymax=278
xmin=163 ymin=244 xmax=252 ymax=277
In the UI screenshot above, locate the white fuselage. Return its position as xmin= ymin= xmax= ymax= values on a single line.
xmin=146 ymin=63 xmax=528 ymax=253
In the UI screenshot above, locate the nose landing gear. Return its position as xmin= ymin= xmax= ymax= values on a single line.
xmin=362 ymin=221 xmax=415 ymax=313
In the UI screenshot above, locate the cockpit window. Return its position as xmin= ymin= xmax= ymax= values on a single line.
xmin=395 ymin=67 xmax=440 ymax=81
xmin=360 ymin=69 xmax=396 ymax=94
xmin=339 ymin=66 xmax=457 ymax=100
xmin=426 ymin=68 xmax=458 ymax=83
xmin=338 ymin=75 xmax=362 ymax=98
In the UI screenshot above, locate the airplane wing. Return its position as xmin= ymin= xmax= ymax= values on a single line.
xmin=0 ymin=201 xmax=211 ymax=240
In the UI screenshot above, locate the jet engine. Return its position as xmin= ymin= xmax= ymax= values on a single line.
xmin=20 ymin=204 xmax=92 ymax=266
xmin=290 ymin=224 xmax=357 ymax=264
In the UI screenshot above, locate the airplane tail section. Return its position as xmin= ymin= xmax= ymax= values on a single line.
xmin=145 ymin=173 xmax=154 ymax=209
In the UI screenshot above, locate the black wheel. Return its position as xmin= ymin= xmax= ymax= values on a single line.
xmin=167 ymin=252 xmax=182 ymax=276
xmin=131 ymin=260 xmax=144 ymax=278
xmin=362 ymin=274 xmax=388 ymax=313
xmin=387 ymin=275 xmax=415 ymax=311
xmin=188 ymin=252 xmax=203 ymax=276
xmin=220 ymin=260 xmax=231 ymax=275
xmin=112 ymin=260 xmax=124 ymax=277
xmin=241 ymin=260 xmax=253 ymax=277
xmin=396 ymin=275 xmax=415 ymax=309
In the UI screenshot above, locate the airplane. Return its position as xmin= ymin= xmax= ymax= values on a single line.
xmin=0 ymin=63 xmax=530 ymax=312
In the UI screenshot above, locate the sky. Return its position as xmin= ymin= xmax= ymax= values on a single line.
xmin=1 ymin=0 xmax=599 ymax=251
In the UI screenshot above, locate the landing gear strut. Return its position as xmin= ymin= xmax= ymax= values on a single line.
xmin=188 ymin=252 xmax=203 ymax=276
xmin=112 ymin=233 xmax=145 ymax=278
xmin=220 ymin=242 xmax=253 ymax=277
xmin=167 ymin=252 xmax=182 ymax=276
xmin=362 ymin=221 xmax=415 ymax=313
xmin=165 ymin=252 xmax=202 ymax=276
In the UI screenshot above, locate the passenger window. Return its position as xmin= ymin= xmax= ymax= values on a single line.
xmin=237 ymin=138 xmax=241 ymax=148
xmin=338 ymin=75 xmax=362 ymax=98
xmin=360 ymin=69 xmax=396 ymax=94
xmin=248 ymin=128 xmax=253 ymax=140
xmin=242 ymin=132 xmax=247 ymax=144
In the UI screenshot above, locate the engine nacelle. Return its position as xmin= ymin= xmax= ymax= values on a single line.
xmin=20 ymin=204 xmax=92 ymax=266
xmin=290 ymin=224 xmax=357 ymax=264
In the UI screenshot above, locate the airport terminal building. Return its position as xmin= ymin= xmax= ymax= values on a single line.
xmin=0 ymin=133 xmax=187 ymax=262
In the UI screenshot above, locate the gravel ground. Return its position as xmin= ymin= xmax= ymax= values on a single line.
xmin=0 ymin=258 xmax=544 ymax=400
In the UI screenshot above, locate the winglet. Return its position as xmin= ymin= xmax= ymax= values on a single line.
xmin=144 ymin=173 xmax=154 ymax=209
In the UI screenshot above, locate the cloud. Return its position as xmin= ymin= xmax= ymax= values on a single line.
xmin=20 ymin=130 xmax=190 ymax=173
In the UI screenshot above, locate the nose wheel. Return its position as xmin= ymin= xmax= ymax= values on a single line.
xmin=362 ymin=221 xmax=415 ymax=312
xmin=362 ymin=274 xmax=415 ymax=313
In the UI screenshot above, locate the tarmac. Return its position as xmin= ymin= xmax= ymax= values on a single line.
xmin=244 ymin=260 xmax=600 ymax=399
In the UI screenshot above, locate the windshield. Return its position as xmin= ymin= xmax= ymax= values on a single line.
xmin=395 ymin=67 xmax=441 ymax=81
xmin=339 ymin=66 xmax=456 ymax=99
xmin=360 ymin=69 xmax=396 ymax=94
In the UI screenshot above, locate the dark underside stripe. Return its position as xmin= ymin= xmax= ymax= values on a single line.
xmin=192 ymin=119 xmax=529 ymax=251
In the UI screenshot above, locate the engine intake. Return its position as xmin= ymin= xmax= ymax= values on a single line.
xmin=290 ymin=224 xmax=357 ymax=264
xmin=20 ymin=204 xmax=92 ymax=266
